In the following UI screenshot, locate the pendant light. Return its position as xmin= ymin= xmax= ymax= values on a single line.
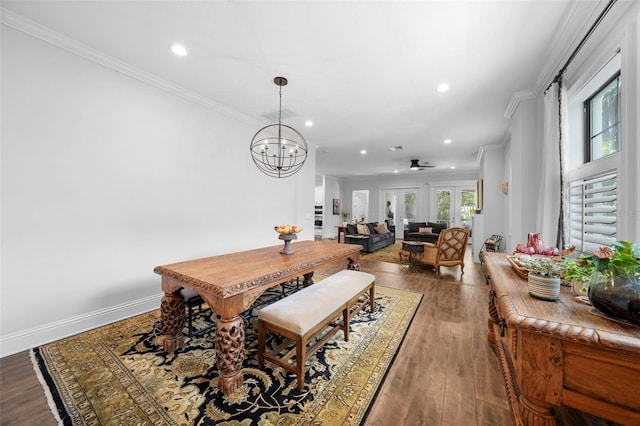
xmin=249 ymin=77 xmax=308 ymax=178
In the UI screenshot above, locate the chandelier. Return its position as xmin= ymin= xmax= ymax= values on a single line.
xmin=250 ymin=77 xmax=308 ymax=178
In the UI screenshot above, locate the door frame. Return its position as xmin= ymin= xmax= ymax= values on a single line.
xmin=379 ymin=186 xmax=420 ymax=239
xmin=430 ymin=181 xmax=477 ymax=230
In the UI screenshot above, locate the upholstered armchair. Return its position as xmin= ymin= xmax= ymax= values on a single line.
xmin=422 ymin=227 xmax=470 ymax=276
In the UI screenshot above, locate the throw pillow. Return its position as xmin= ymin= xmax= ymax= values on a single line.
xmin=428 ymin=222 xmax=446 ymax=233
xmin=375 ymin=222 xmax=389 ymax=234
xmin=418 ymin=227 xmax=433 ymax=234
xmin=356 ymin=224 xmax=370 ymax=235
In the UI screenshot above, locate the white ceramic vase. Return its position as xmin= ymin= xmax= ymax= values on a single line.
xmin=527 ymin=274 xmax=561 ymax=301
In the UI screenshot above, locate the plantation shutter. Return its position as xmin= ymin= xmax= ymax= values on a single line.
xmin=568 ymin=172 xmax=617 ymax=253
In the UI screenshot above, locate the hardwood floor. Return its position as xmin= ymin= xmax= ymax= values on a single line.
xmin=0 ymin=246 xmax=612 ymax=425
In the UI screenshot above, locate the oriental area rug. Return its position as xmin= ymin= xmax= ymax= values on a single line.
xmin=360 ymin=241 xmax=407 ymax=265
xmin=31 ymin=282 xmax=422 ymax=425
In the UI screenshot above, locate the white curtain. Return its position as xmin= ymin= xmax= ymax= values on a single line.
xmin=537 ymin=81 xmax=568 ymax=248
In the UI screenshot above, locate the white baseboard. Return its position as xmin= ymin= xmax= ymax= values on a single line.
xmin=0 ymin=293 xmax=163 ymax=358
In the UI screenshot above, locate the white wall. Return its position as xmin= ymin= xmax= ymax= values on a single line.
xmin=478 ymin=146 xmax=506 ymax=244
xmin=0 ymin=26 xmax=315 ymax=356
xmin=322 ymin=176 xmax=342 ymax=239
xmin=506 ymin=98 xmax=540 ymax=250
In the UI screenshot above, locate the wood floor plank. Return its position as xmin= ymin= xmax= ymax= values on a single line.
xmin=472 ymin=334 xmax=510 ymax=410
xmin=0 ymin=352 xmax=58 ymax=426
xmin=475 ymin=399 xmax=513 ymax=426
xmin=441 ymin=333 xmax=479 ymax=425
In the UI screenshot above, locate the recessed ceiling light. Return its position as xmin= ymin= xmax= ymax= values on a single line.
xmin=450 ymin=166 xmax=456 ymax=169
xmin=393 ymin=170 xmax=399 ymax=174
xmin=437 ymin=83 xmax=449 ymax=93
xmin=305 ymin=120 xmax=313 ymax=127
xmin=360 ymin=150 xmax=367 ymax=155
xmin=444 ymin=139 xmax=452 ymax=144
xmin=171 ymin=44 xmax=188 ymax=56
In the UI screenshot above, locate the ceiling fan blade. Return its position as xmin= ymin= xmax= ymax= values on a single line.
xmin=409 ymin=159 xmax=434 ymax=170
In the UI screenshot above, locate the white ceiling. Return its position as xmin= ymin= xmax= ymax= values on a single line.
xmin=1 ymin=1 xmax=604 ymax=178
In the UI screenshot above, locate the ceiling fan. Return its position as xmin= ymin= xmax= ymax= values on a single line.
xmin=409 ymin=159 xmax=435 ymax=170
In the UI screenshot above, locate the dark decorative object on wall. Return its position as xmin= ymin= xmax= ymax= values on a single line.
xmin=250 ymin=76 xmax=308 ymax=178
xmin=333 ymin=198 xmax=340 ymax=215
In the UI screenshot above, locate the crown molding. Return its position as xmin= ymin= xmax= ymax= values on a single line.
xmin=476 ymin=139 xmax=507 ymax=166
xmin=0 ymin=7 xmax=258 ymax=126
xmin=533 ymin=1 xmax=603 ymax=96
xmin=533 ymin=0 xmax=632 ymax=96
xmin=503 ymin=90 xmax=535 ymax=119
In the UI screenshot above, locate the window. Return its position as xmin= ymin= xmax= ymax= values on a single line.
xmin=569 ymin=172 xmax=617 ymax=253
xmin=435 ymin=189 xmax=451 ymax=223
xmin=404 ymin=192 xmax=416 ymax=221
xmin=584 ymin=72 xmax=621 ymax=162
xmin=567 ymin=51 xmax=622 ymax=252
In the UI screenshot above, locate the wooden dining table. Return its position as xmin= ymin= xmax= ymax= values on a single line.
xmin=153 ymin=240 xmax=362 ymax=395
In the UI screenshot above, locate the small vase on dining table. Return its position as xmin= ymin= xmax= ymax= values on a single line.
xmin=279 ymin=233 xmax=297 ymax=255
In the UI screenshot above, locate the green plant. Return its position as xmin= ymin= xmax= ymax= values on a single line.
xmin=560 ymin=254 xmax=595 ymax=285
xmin=341 ymin=211 xmax=349 ymax=220
xmin=525 ymin=256 xmax=562 ymax=278
xmin=561 ymin=240 xmax=640 ymax=284
xmin=592 ymin=241 xmax=640 ymax=279
xmin=560 ymin=240 xmax=640 ymax=295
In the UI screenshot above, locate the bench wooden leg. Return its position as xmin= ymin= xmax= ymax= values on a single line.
xmin=343 ymin=307 xmax=350 ymax=342
xmin=257 ymin=319 xmax=265 ymax=369
xmin=296 ymin=335 xmax=305 ymax=390
xmin=369 ymin=286 xmax=375 ymax=312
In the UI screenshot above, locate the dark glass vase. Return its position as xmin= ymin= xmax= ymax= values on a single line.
xmin=588 ymin=270 xmax=640 ymax=326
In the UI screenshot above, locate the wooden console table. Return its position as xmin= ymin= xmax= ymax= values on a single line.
xmin=484 ymin=253 xmax=640 ymax=425
xmin=154 ymin=240 xmax=362 ymax=395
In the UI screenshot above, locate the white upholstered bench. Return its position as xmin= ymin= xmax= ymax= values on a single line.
xmin=257 ymin=269 xmax=376 ymax=390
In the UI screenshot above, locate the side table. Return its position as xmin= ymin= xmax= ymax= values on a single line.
xmin=401 ymin=241 xmax=425 ymax=265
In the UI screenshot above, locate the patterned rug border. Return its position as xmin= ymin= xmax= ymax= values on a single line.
xmin=31 ymin=285 xmax=423 ymax=426
xmin=358 ymin=286 xmax=423 ymax=425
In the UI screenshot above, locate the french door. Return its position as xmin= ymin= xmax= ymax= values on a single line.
xmin=432 ymin=185 xmax=476 ymax=231
xmin=382 ymin=188 xmax=419 ymax=239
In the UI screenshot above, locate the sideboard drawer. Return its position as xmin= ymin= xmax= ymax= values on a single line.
xmin=564 ymin=342 xmax=640 ymax=411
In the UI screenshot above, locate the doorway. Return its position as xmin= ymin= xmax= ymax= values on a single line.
xmin=382 ymin=188 xmax=419 ymax=239
xmin=432 ymin=184 xmax=476 ymax=234
xmin=352 ymin=190 xmax=369 ymax=223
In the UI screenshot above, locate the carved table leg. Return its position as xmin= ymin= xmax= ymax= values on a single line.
xmin=488 ymin=289 xmax=498 ymax=344
xmin=161 ymin=291 xmax=185 ymax=352
xmin=302 ymin=272 xmax=314 ymax=287
xmin=519 ymin=395 xmax=556 ymax=426
xmin=215 ymin=315 xmax=245 ymax=395
xmin=347 ymin=256 xmax=360 ymax=271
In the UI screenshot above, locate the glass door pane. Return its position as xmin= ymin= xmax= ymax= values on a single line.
xmin=459 ymin=189 xmax=477 ymax=231
xmin=404 ymin=191 xmax=417 ymax=222
xmin=436 ymin=189 xmax=452 ymax=227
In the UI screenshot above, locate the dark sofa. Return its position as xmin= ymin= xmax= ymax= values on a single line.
xmin=403 ymin=221 xmax=447 ymax=244
xmin=344 ymin=222 xmax=395 ymax=253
